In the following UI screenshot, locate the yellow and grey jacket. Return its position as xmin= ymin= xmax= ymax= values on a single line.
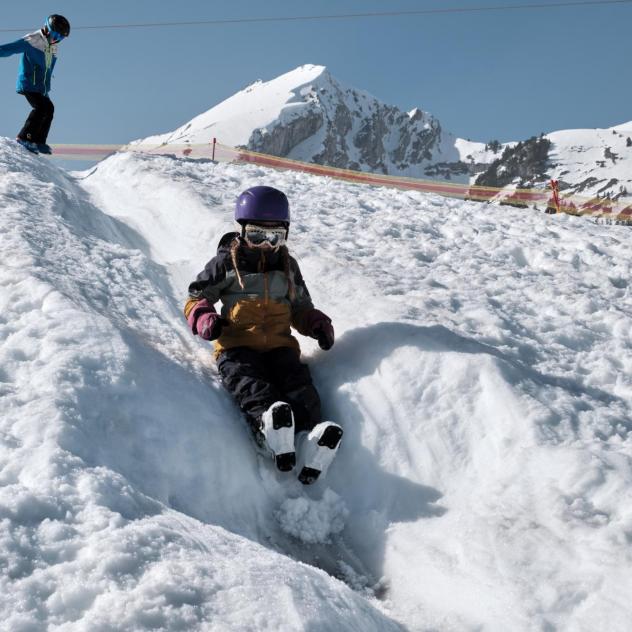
xmin=185 ymin=232 xmax=316 ymax=356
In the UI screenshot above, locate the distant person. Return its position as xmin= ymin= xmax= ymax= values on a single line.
xmin=184 ymin=186 xmax=343 ymax=485
xmin=0 ymin=14 xmax=70 ymax=154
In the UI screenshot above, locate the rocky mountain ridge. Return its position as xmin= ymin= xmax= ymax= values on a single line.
xmin=139 ymin=64 xmax=481 ymax=182
xmin=138 ymin=64 xmax=632 ymax=202
xmin=475 ymin=126 xmax=632 ymax=203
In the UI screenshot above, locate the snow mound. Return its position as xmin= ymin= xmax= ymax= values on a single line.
xmin=276 ymin=489 xmax=349 ymax=544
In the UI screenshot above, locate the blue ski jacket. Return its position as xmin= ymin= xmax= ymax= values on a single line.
xmin=0 ymin=31 xmax=58 ymax=96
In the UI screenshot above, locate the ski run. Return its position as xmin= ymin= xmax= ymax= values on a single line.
xmin=1 ymin=136 xmax=631 ymax=631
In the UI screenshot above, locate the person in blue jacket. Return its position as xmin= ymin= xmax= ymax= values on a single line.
xmin=0 ymin=14 xmax=70 ymax=154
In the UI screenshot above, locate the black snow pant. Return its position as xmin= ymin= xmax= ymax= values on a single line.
xmin=18 ymin=92 xmax=54 ymax=144
xmin=217 ymin=346 xmax=322 ymax=434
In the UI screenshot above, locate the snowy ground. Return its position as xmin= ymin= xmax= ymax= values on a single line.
xmin=1 ymin=136 xmax=632 ymax=631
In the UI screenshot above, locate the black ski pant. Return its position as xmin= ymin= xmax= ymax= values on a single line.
xmin=217 ymin=346 xmax=322 ymax=434
xmin=18 ymin=92 xmax=54 ymax=144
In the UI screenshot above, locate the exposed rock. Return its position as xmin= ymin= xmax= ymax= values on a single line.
xmin=475 ymin=136 xmax=552 ymax=189
xmin=237 ymin=67 xmax=468 ymax=180
xmin=248 ymin=107 xmax=324 ymax=157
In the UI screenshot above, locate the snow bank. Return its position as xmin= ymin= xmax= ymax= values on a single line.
xmin=0 ymin=139 xmax=402 ymax=631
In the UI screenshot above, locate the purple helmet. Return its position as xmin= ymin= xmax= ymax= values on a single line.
xmin=235 ymin=186 xmax=290 ymax=226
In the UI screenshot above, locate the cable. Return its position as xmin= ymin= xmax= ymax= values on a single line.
xmin=1 ymin=0 xmax=631 ymax=33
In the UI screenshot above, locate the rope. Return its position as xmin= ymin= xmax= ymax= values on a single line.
xmin=1 ymin=1 xmax=631 ymax=33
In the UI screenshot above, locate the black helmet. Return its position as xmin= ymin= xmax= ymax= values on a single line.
xmin=45 ymin=14 xmax=71 ymax=38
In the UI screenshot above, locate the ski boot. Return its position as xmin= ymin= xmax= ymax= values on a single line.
xmin=16 ymin=138 xmax=39 ymax=154
xmin=36 ymin=143 xmax=53 ymax=155
xmin=297 ymin=422 xmax=343 ymax=485
xmin=261 ymin=402 xmax=296 ymax=472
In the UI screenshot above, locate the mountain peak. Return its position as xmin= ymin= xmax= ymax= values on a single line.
xmin=240 ymin=64 xmax=330 ymax=96
xmin=138 ymin=64 xmax=459 ymax=179
xmin=280 ymin=64 xmax=329 ymax=83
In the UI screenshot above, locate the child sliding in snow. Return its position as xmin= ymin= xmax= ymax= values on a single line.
xmin=0 ymin=14 xmax=70 ymax=154
xmin=184 ymin=186 xmax=343 ymax=484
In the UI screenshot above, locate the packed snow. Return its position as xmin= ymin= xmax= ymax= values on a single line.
xmin=1 ymin=136 xmax=632 ymax=631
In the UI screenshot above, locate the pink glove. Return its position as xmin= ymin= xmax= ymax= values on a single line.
xmin=196 ymin=312 xmax=225 ymax=341
xmin=304 ymin=309 xmax=334 ymax=350
xmin=188 ymin=299 xmax=225 ymax=341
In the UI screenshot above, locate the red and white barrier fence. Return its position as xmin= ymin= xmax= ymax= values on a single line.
xmin=50 ymin=139 xmax=632 ymax=223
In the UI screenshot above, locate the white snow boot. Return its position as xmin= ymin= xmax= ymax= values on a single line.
xmin=261 ymin=402 xmax=296 ymax=472
xmin=297 ymin=422 xmax=343 ymax=485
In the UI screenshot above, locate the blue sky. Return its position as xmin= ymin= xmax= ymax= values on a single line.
xmin=1 ymin=0 xmax=630 ymax=148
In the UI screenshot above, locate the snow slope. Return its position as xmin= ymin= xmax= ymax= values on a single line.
xmin=2 ymin=137 xmax=632 ymax=631
xmin=475 ymin=122 xmax=632 ymax=203
xmin=546 ymin=122 xmax=632 ymax=199
xmin=139 ymin=64 xmax=330 ymax=149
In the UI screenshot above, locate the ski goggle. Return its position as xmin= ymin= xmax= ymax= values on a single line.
xmin=243 ymin=224 xmax=287 ymax=248
xmin=49 ymin=29 xmax=66 ymax=43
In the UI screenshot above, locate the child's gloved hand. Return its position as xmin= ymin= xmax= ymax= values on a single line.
xmin=187 ymin=299 xmax=226 ymax=341
xmin=197 ymin=312 xmax=227 ymax=341
xmin=305 ymin=309 xmax=335 ymax=350
xmin=314 ymin=321 xmax=335 ymax=350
